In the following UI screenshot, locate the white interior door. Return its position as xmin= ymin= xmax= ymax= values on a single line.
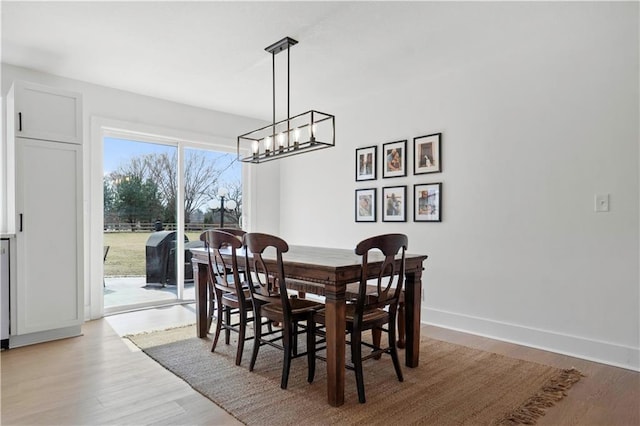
xmin=15 ymin=138 xmax=82 ymax=334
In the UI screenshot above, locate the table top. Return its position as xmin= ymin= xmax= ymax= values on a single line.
xmin=191 ymin=244 xmax=427 ymax=284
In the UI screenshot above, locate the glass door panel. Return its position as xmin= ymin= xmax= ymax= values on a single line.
xmin=182 ymin=146 xmax=241 ymax=300
xmin=103 ymin=137 xmax=179 ymax=313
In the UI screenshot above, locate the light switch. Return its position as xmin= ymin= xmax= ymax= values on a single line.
xmin=595 ymin=194 xmax=609 ymax=212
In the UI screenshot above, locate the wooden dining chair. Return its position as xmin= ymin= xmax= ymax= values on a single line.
xmin=201 ymin=229 xmax=253 ymax=366
xmin=314 ymin=233 xmax=407 ymax=403
xmin=216 ymin=228 xmax=247 ymax=278
xmin=199 ymin=228 xmax=246 ymax=331
xmin=289 ymin=280 xmax=407 ymax=349
xmin=216 ymin=228 xmax=246 ymax=237
xmin=243 ymin=232 xmax=322 ymax=389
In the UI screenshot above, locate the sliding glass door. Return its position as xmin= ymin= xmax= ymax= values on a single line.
xmin=102 ymin=136 xmax=242 ymax=313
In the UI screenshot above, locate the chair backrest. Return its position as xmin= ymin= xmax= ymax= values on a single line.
xmin=200 ymin=229 xmax=244 ymax=298
xmin=354 ymin=233 xmax=408 ymax=316
xmin=243 ymin=232 xmax=291 ymax=310
xmin=200 ymin=228 xmax=246 ymax=242
xmin=217 ymin=228 xmax=246 ymax=238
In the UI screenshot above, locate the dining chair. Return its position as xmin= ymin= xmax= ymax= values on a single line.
xmin=314 ymin=233 xmax=407 ymax=403
xmin=243 ymin=232 xmax=322 ymax=389
xmin=216 ymin=228 xmax=247 ymax=279
xmin=287 ymin=280 xmax=406 ymax=349
xmin=199 ymin=228 xmax=246 ymax=332
xmin=216 ymin=228 xmax=246 ymax=237
xmin=201 ymin=229 xmax=253 ymax=366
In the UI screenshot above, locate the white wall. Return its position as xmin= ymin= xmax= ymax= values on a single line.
xmin=1 ymin=64 xmax=278 ymax=319
xmin=278 ymin=2 xmax=639 ymax=370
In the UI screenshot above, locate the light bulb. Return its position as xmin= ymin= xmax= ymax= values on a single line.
xmin=293 ymin=128 xmax=300 ymax=142
xmin=278 ymin=133 xmax=285 ymax=148
xmin=252 ymin=141 xmax=259 ymax=154
xmin=265 ymin=136 xmax=272 ymax=150
xmin=310 ymin=123 xmax=317 ymax=143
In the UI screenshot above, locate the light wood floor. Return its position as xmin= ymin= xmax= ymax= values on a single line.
xmin=1 ymin=305 xmax=638 ymax=425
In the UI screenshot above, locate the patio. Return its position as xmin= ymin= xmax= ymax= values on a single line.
xmin=104 ymin=276 xmax=196 ymax=314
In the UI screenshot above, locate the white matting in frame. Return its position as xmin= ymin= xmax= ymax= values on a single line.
xmin=382 ymin=185 xmax=407 ymax=222
xmin=414 ymin=182 xmax=442 ymax=222
xmin=355 ymin=188 xmax=377 ymax=222
xmin=414 ymin=133 xmax=441 ymax=175
xmin=382 ymin=140 xmax=407 ymax=178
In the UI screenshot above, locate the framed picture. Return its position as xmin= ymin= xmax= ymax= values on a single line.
xmin=355 ymin=188 xmax=376 ymax=222
xmin=413 ymin=133 xmax=441 ymax=174
xmin=382 ymin=140 xmax=407 ymax=178
xmin=355 ymin=146 xmax=377 ymax=181
xmin=414 ymin=183 xmax=442 ymax=222
xmin=382 ymin=185 xmax=407 ymax=222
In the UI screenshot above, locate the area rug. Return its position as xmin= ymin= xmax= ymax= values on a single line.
xmin=127 ymin=325 xmax=581 ymax=425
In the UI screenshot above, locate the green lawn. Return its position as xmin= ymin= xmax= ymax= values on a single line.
xmin=104 ymin=231 xmax=201 ymax=276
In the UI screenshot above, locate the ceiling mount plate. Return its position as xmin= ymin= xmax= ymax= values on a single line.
xmin=265 ymin=36 xmax=298 ymax=55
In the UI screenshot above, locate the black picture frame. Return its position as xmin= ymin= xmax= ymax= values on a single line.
xmin=355 ymin=146 xmax=377 ymax=181
xmin=414 ymin=182 xmax=442 ymax=222
xmin=382 ymin=140 xmax=407 ymax=178
xmin=413 ymin=133 xmax=442 ymax=175
xmin=355 ymin=188 xmax=377 ymax=222
xmin=382 ymin=185 xmax=407 ymax=222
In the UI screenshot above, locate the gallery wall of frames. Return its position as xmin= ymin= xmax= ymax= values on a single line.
xmin=355 ymin=133 xmax=442 ymax=223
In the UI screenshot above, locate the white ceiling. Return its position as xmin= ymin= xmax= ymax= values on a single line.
xmin=1 ymin=1 xmax=545 ymax=121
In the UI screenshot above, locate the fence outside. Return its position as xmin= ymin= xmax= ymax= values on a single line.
xmin=104 ymin=222 xmax=240 ymax=232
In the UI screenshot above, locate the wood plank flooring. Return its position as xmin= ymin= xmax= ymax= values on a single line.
xmin=1 ymin=307 xmax=240 ymax=426
xmin=1 ymin=305 xmax=638 ymax=425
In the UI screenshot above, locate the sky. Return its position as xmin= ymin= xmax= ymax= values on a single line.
xmin=103 ymin=136 xmax=242 ymax=211
xmin=104 ymin=136 xmax=241 ymax=177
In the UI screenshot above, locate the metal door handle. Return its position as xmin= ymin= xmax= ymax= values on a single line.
xmin=18 ymin=112 xmax=22 ymax=132
xmin=19 ymin=214 xmax=23 ymax=232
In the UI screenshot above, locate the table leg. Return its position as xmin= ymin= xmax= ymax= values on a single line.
xmin=324 ymin=283 xmax=346 ymax=406
xmin=194 ymin=261 xmax=208 ymax=338
xmin=404 ymin=268 xmax=423 ymax=367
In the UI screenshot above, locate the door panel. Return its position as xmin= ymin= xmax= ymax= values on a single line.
xmin=16 ymin=139 xmax=82 ymax=334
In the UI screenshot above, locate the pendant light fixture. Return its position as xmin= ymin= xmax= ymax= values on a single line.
xmin=237 ymin=36 xmax=335 ymax=163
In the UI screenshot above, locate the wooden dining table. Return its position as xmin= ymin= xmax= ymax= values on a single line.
xmin=190 ymin=245 xmax=427 ymax=407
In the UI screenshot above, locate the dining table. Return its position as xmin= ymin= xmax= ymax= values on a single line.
xmin=189 ymin=244 xmax=427 ymax=407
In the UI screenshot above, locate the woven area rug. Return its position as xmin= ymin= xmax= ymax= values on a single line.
xmin=127 ymin=325 xmax=581 ymax=425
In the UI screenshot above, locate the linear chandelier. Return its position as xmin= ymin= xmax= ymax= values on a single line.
xmin=237 ymin=36 xmax=335 ymax=164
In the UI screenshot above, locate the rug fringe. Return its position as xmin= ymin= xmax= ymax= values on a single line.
xmin=123 ymin=323 xmax=195 ymax=339
xmin=496 ymin=368 xmax=583 ymax=425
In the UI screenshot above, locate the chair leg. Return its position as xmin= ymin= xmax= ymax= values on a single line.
xmin=235 ymin=308 xmax=247 ymax=366
xmin=281 ymin=321 xmax=292 ymax=390
xmin=372 ymin=327 xmax=382 ymax=360
xmin=224 ymin=307 xmax=232 ymax=345
xmin=207 ymin=296 xmax=214 ymax=333
xmin=397 ymin=300 xmax=406 ymax=349
xmin=388 ymin=315 xmax=404 ymax=382
xmin=211 ymin=300 xmax=224 ymax=353
xmin=207 ymin=287 xmax=217 ymax=333
xmin=292 ymin=322 xmax=299 ymax=356
xmin=307 ymin=317 xmax=316 ymax=383
xmin=249 ymin=310 xmax=262 ymax=372
xmin=352 ymin=331 xmax=366 ymax=403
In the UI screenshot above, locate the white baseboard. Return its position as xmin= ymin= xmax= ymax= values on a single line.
xmin=9 ymin=325 xmax=83 ymax=348
xmin=423 ymin=307 xmax=640 ymax=372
